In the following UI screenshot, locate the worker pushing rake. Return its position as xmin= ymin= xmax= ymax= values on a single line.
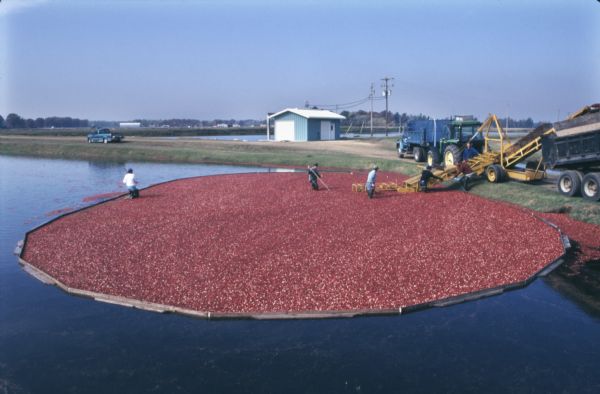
xmin=307 ymin=163 xmax=330 ymax=191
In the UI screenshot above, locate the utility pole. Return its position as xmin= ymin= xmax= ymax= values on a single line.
xmin=381 ymin=76 xmax=394 ymax=136
xmin=369 ymin=83 xmax=375 ymax=137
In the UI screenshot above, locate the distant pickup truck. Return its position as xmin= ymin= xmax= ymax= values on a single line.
xmin=87 ymin=128 xmax=124 ymax=143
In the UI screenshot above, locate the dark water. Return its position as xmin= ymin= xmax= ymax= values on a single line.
xmin=1 ymin=155 xmax=600 ymax=393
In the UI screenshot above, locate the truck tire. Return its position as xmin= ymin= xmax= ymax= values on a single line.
xmin=413 ymin=147 xmax=426 ymax=162
xmin=427 ymin=149 xmax=440 ymax=167
xmin=443 ymin=144 xmax=462 ymax=167
xmin=486 ymin=164 xmax=505 ymax=183
xmin=557 ymin=171 xmax=582 ymax=197
xmin=581 ymin=173 xmax=600 ymax=201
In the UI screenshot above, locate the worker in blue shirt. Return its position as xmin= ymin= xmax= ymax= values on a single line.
xmin=462 ymin=142 xmax=479 ymax=162
xmin=453 ymin=142 xmax=480 ymax=190
xmin=365 ymin=165 xmax=379 ymax=198
xmin=457 ymin=141 xmax=479 ymax=175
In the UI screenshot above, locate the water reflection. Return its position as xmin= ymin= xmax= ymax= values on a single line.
xmin=87 ymin=160 xmax=128 ymax=170
xmin=544 ymin=243 xmax=600 ymax=319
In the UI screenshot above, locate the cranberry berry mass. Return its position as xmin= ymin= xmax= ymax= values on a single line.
xmin=21 ymin=172 xmax=568 ymax=317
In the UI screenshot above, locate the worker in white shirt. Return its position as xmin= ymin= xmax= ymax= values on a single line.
xmin=365 ymin=165 xmax=379 ymax=199
xmin=122 ymin=168 xmax=139 ymax=198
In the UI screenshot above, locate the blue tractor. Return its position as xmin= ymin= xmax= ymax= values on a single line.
xmin=396 ymin=117 xmax=484 ymax=167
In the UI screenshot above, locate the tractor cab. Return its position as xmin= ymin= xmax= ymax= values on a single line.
xmin=427 ymin=118 xmax=483 ymax=167
xmin=448 ymin=118 xmax=483 ymax=143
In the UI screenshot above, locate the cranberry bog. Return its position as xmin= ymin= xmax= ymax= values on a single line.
xmin=17 ymin=172 xmax=572 ymax=319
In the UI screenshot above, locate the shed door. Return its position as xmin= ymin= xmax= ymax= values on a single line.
xmin=275 ymin=120 xmax=295 ymax=141
xmin=320 ymin=121 xmax=334 ymax=140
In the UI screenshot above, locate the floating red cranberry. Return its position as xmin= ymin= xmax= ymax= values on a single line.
xmin=21 ymin=172 xmax=574 ymax=315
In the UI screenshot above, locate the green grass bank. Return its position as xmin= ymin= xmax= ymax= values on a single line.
xmin=0 ymin=136 xmax=413 ymax=173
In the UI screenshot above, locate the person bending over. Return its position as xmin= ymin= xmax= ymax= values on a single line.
xmin=365 ymin=165 xmax=379 ymax=199
xmin=122 ymin=168 xmax=139 ymax=198
xmin=419 ymin=165 xmax=443 ymax=192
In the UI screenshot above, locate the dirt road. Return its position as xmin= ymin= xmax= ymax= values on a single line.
xmin=140 ymin=136 xmax=400 ymax=160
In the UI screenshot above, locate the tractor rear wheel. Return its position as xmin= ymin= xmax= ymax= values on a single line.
xmin=486 ymin=164 xmax=506 ymax=183
xmin=427 ymin=149 xmax=440 ymax=167
xmin=557 ymin=171 xmax=582 ymax=197
xmin=413 ymin=147 xmax=426 ymax=162
xmin=443 ymin=144 xmax=462 ymax=167
xmin=581 ymin=173 xmax=600 ymax=201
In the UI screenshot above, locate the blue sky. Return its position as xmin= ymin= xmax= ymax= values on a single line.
xmin=1 ymin=0 xmax=598 ymax=122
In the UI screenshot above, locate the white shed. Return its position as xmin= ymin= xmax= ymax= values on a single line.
xmin=267 ymin=108 xmax=345 ymax=141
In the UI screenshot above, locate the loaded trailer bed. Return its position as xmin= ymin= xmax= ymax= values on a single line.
xmin=542 ymin=105 xmax=600 ymax=200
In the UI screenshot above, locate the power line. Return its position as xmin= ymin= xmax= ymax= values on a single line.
xmin=381 ymin=76 xmax=394 ymax=136
xmin=312 ymin=97 xmax=370 ymax=107
xmin=369 ymin=83 xmax=375 ymax=136
xmin=310 ymin=96 xmax=384 ymax=111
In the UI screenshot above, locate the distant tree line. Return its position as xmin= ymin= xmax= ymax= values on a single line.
xmin=132 ymin=118 xmax=264 ymax=128
xmin=0 ymin=113 xmax=266 ymax=130
xmin=338 ymin=110 xmax=541 ymax=129
xmin=340 ymin=110 xmax=432 ymax=128
xmin=0 ymin=113 xmax=89 ymax=129
xmin=83 ymin=118 xmax=265 ymax=128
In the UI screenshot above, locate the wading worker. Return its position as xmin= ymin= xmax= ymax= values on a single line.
xmin=419 ymin=165 xmax=443 ymax=192
xmin=307 ymin=163 xmax=321 ymax=191
xmin=365 ymin=165 xmax=379 ymax=198
xmin=122 ymin=168 xmax=139 ymax=198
